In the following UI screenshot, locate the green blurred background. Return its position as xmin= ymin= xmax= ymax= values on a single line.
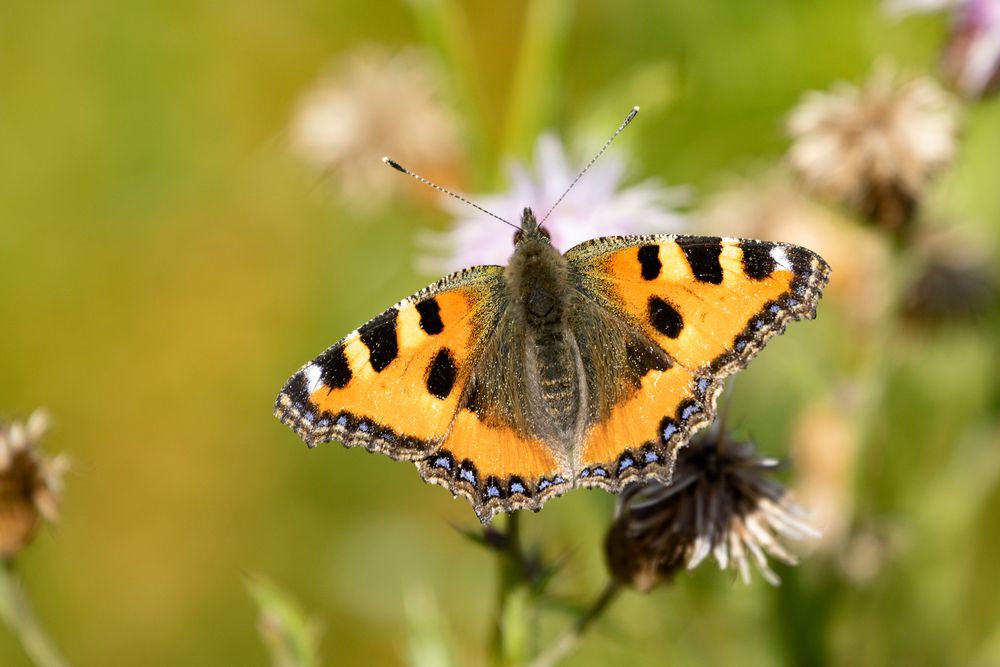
xmin=2 ymin=0 xmax=999 ymax=665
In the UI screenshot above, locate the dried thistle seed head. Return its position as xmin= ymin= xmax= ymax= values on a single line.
xmin=902 ymin=250 xmax=998 ymax=326
xmin=698 ymin=169 xmax=892 ymax=328
xmin=787 ymin=64 xmax=960 ymax=233
xmin=0 ymin=410 xmax=69 ymax=559
xmin=288 ymin=45 xmax=463 ymax=211
xmin=605 ymin=427 xmax=817 ymax=590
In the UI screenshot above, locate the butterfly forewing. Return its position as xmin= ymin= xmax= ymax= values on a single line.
xmin=274 ymin=266 xmax=504 ymax=459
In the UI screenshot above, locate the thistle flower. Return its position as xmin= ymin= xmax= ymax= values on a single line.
xmin=698 ymin=170 xmax=892 ymax=327
xmin=787 ymin=65 xmax=960 ymax=233
xmin=944 ymin=0 xmax=1000 ymax=97
xmin=0 ymin=410 xmax=69 ymax=559
xmin=888 ymin=0 xmax=1000 ymax=98
xmin=605 ymin=428 xmax=817 ymax=590
xmin=288 ymin=45 xmax=463 ymax=211
xmin=420 ymin=133 xmax=689 ymax=273
xmin=884 ymin=0 xmax=955 ymax=13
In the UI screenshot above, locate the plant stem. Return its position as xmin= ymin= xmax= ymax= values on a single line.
xmin=527 ymin=580 xmax=622 ymax=667
xmin=490 ymin=511 xmax=530 ymax=667
xmin=498 ymin=0 xmax=574 ymax=163
xmin=408 ymin=0 xmax=496 ymax=185
xmin=0 ymin=559 xmax=69 ymax=667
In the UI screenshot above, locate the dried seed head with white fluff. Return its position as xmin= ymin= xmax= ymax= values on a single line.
xmin=605 ymin=427 xmax=818 ymax=590
xmin=289 ymin=45 xmax=463 ymax=211
xmin=787 ymin=65 xmax=960 ymax=232
xmin=0 ymin=410 xmax=69 ymax=559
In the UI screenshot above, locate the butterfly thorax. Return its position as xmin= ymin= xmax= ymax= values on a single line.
xmin=503 ymin=209 xmax=587 ymax=443
xmin=506 ymin=223 xmax=566 ymax=328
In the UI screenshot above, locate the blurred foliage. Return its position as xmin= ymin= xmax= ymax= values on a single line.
xmin=247 ymin=575 xmax=321 ymax=667
xmin=1 ymin=0 xmax=998 ymax=665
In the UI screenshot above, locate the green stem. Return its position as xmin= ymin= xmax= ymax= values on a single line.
xmin=0 ymin=559 xmax=69 ymax=667
xmin=527 ymin=580 xmax=622 ymax=667
xmin=491 ymin=511 xmax=531 ymax=667
xmin=408 ymin=0 xmax=495 ymax=185
xmin=498 ymin=0 xmax=574 ymax=165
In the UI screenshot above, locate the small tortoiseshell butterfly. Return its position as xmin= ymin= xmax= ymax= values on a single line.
xmin=275 ymin=111 xmax=830 ymax=523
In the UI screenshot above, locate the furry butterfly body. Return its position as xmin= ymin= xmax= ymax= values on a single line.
xmin=275 ymin=208 xmax=829 ymax=522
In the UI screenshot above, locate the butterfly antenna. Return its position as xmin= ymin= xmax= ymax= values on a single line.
xmin=382 ymin=157 xmax=520 ymax=231
xmin=539 ymin=105 xmax=640 ymax=225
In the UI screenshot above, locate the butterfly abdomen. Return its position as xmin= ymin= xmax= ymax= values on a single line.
xmin=505 ymin=234 xmax=587 ymax=440
xmin=529 ymin=328 xmax=583 ymax=437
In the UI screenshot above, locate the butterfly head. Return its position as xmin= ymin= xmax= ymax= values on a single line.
xmin=513 ymin=207 xmax=551 ymax=247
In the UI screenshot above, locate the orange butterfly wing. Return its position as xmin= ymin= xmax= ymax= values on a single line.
xmin=275 ymin=266 xmax=571 ymax=522
xmin=275 ymin=267 xmax=502 ymax=458
xmin=565 ymin=235 xmax=830 ymax=489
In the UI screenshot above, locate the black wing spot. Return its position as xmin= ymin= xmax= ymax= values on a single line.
xmin=316 ymin=344 xmax=352 ymax=389
xmin=648 ymin=297 xmax=684 ymax=339
xmin=426 ymin=348 xmax=458 ymax=399
xmin=624 ymin=338 xmax=671 ymax=389
xmin=678 ymin=237 xmax=724 ymax=284
xmin=416 ymin=298 xmax=445 ymax=335
xmin=637 ymin=245 xmax=662 ymax=280
xmin=359 ymin=309 xmax=399 ymax=372
xmin=464 ymin=379 xmax=487 ymax=417
xmin=741 ymin=241 xmax=776 ymax=280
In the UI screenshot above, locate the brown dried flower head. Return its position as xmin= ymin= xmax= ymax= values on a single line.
xmin=0 ymin=410 xmax=69 ymax=559
xmin=605 ymin=427 xmax=817 ymax=591
xmin=698 ymin=169 xmax=892 ymax=328
xmin=787 ymin=65 xmax=960 ymax=233
xmin=902 ymin=248 xmax=998 ymax=325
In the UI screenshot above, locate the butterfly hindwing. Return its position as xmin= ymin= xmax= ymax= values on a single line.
xmin=418 ymin=295 xmax=581 ymax=522
xmin=274 ymin=266 xmax=505 ymax=460
xmin=417 ymin=406 xmax=571 ymax=522
xmin=565 ymin=235 xmax=830 ymax=490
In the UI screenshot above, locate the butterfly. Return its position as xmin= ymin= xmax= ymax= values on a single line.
xmin=275 ymin=207 xmax=830 ymax=523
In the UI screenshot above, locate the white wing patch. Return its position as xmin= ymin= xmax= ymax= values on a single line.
xmin=770 ymin=245 xmax=794 ymax=272
xmin=303 ymin=363 xmax=323 ymax=393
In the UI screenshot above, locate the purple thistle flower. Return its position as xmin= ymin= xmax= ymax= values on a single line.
xmin=419 ymin=133 xmax=689 ymax=273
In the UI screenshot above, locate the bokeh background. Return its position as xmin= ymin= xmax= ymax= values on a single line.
xmin=2 ymin=0 xmax=999 ymax=665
